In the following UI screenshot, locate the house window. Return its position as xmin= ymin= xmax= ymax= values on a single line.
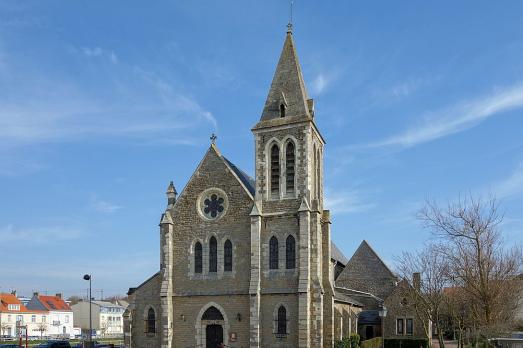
xmin=7 ymin=315 xmax=11 ymax=322
xmin=285 ymin=142 xmax=295 ymax=194
xmin=270 ymin=144 xmax=280 ymax=198
xmin=42 ymin=316 xmax=46 ymax=323
xmin=285 ymin=235 xmax=296 ymax=269
xmin=146 ymin=308 xmax=156 ymax=334
xmin=224 ymin=239 xmax=233 ymax=272
xmin=31 ymin=315 xmax=36 ymax=323
xmin=406 ymin=318 xmax=413 ymax=335
xmin=194 ymin=241 xmax=203 ymax=273
xmin=209 ymin=236 xmax=217 ymax=273
xmin=269 ymin=236 xmax=279 ymax=269
xmin=65 ymin=315 xmax=69 ymax=323
xmin=397 ymin=318 xmax=404 ymax=335
xmin=277 ymin=306 xmax=287 ymax=335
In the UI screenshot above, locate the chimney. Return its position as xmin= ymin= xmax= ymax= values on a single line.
xmin=33 ymin=292 xmax=39 ymax=298
xmin=11 ymin=290 xmax=16 ymax=297
xmin=55 ymin=293 xmax=62 ymax=299
xmin=413 ymin=272 xmax=421 ymax=291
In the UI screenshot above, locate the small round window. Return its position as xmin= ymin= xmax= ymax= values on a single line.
xmin=197 ymin=188 xmax=228 ymax=221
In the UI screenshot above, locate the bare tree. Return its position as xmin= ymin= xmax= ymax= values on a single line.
xmin=418 ymin=196 xmax=523 ymax=339
xmin=66 ymin=295 xmax=82 ymax=306
xmin=396 ymin=243 xmax=450 ymax=348
xmin=35 ymin=322 xmax=47 ymax=339
xmin=0 ymin=322 xmax=10 ymax=336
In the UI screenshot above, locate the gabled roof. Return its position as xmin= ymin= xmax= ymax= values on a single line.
xmin=258 ymin=31 xmax=312 ymax=122
xmin=222 ymin=156 xmax=255 ymax=196
xmin=335 ymin=240 xmax=398 ymax=300
xmin=38 ymin=295 xmax=72 ymax=311
xmin=331 ymin=242 xmax=348 ymax=265
xmin=0 ymin=293 xmax=45 ymax=313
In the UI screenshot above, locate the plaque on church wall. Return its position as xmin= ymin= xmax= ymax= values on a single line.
xmin=230 ymin=332 xmax=237 ymax=342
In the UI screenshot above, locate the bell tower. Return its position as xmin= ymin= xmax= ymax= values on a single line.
xmin=249 ymin=28 xmax=330 ymax=347
xmin=252 ymin=28 xmax=325 ymax=212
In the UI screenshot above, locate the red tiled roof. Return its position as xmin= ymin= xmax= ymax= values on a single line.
xmin=38 ymin=295 xmax=71 ymax=311
xmin=0 ymin=293 xmax=34 ymax=313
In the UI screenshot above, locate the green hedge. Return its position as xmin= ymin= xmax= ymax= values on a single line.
xmin=335 ymin=333 xmax=361 ymax=348
xmin=361 ymin=337 xmax=383 ymax=348
xmin=384 ymin=338 xmax=429 ymax=348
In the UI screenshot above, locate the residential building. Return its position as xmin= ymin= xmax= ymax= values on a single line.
xmin=25 ymin=293 xmax=74 ymax=338
xmin=71 ymin=300 xmax=125 ymax=337
xmin=0 ymin=292 xmax=48 ymax=338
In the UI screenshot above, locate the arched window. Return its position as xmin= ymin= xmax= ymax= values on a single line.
xmin=270 ymin=144 xmax=280 ymax=198
xmin=224 ymin=239 xmax=232 ymax=272
xmin=280 ymin=104 xmax=286 ymax=118
xmin=269 ymin=236 xmax=279 ymax=269
xmin=277 ymin=306 xmax=287 ymax=335
xmin=285 ymin=235 xmax=296 ymax=269
xmin=146 ymin=308 xmax=156 ymax=334
xmin=194 ymin=242 xmax=202 ymax=273
xmin=209 ymin=236 xmax=217 ymax=273
xmin=285 ymin=142 xmax=295 ymax=195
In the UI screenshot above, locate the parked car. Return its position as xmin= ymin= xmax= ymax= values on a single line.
xmin=35 ymin=341 xmax=72 ymax=348
xmin=0 ymin=344 xmax=20 ymax=348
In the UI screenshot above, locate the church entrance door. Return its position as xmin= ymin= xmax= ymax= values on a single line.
xmin=206 ymin=324 xmax=223 ymax=348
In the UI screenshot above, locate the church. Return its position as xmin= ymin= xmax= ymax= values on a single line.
xmin=126 ymin=26 xmax=425 ymax=348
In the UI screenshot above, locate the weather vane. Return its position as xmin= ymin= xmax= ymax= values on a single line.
xmin=287 ymin=0 xmax=294 ymax=33
xmin=210 ymin=133 xmax=217 ymax=144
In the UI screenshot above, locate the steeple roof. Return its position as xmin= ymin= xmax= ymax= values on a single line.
xmin=259 ymin=31 xmax=312 ymax=122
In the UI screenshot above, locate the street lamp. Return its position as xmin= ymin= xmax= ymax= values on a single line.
xmin=379 ymin=304 xmax=388 ymax=348
xmin=83 ymin=274 xmax=92 ymax=348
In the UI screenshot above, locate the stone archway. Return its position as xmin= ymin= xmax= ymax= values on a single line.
xmin=195 ymin=302 xmax=229 ymax=348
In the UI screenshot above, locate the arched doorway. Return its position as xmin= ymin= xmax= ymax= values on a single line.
xmin=196 ymin=303 xmax=229 ymax=348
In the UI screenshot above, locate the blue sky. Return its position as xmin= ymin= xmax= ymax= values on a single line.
xmin=1 ymin=1 xmax=522 ymax=297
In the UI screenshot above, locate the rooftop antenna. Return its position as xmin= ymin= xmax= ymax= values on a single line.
xmin=287 ymin=0 xmax=294 ymax=33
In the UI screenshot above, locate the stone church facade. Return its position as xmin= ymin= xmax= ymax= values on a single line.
xmin=128 ymin=30 xmax=369 ymax=348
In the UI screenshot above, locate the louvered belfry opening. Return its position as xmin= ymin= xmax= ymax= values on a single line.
xmin=285 ymin=142 xmax=295 ymax=194
xmin=269 ymin=236 xmax=279 ymax=269
xmin=270 ymin=144 xmax=280 ymax=198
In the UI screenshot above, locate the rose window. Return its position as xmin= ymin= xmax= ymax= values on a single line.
xmin=198 ymin=188 xmax=228 ymax=221
xmin=204 ymin=194 xmax=224 ymax=218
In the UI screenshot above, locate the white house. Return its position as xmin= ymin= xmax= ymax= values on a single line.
xmin=25 ymin=293 xmax=74 ymax=338
xmin=0 ymin=292 xmax=48 ymax=338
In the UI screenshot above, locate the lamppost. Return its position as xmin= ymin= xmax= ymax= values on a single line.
xmin=379 ymin=304 xmax=388 ymax=348
xmin=83 ymin=274 xmax=92 ymax=348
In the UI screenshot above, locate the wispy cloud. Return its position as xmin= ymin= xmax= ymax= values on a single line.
xmin=491 ymin=162 xmax=523 ymax=199
xmin=311 ymin=73 xmax=330 ymax=95
xmin=89 ymin=196 xmax=122 ymax=213
xmin=364 ymin=83 xmax=523 ymax=149
xmin=324 ymin=187 xmax=377 ymax=215
xmin=0 ymin=224 xmax=83 ymax=243
xmin=79 ymin=46 xmax=118 ymax=64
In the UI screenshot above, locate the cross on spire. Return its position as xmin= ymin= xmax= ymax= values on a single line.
xmin=210 ymin=133 xmax=217 ymax=144
xmin=287 ymin=0 xmax=294 ymax=33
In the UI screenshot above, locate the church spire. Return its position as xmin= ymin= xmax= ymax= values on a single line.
xmin=258 ymin=31 xmax=313 ymax=122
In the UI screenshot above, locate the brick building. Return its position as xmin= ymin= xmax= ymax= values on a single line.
xmin=127 ymin=28 xmax=364 ymax=347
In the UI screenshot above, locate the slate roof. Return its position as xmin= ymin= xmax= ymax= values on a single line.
xmin=91 ymin=300 xmax=125 ymax=308
xmin=259 ymin=31 xmax=311 ymax=121
xmin=333 ymin=290 xmax=363 ymax=307
xmin=222 ymin=157 xmax=255 ymax=196
xmin=331 ymin=242 xmax=348 ymax=265
xmin=358 ymin=310 xmax=381 ymax=325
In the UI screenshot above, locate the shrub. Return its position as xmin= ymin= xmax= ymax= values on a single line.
xmin=335 ymin=337 xmax=351 ymax=348
xmin=361 ymin=337 xmax=382 ymax=348
xmin=350 ymin=333 xmax=361 ymax=348
xmin=384 ymin=338 xmax=429 ymax=348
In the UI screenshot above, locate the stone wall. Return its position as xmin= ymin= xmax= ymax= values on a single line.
xmin=130 ymin=273 xmax=162 ymax=348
